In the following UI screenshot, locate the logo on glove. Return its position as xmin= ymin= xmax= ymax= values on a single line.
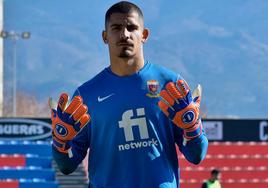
xmin=56 ymin=124 xmax=68 ymax=137
xmin=182 ymin=110 xmax=195 ymax=124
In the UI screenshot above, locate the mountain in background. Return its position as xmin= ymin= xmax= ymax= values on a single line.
xmin=3 ymin=0 xmax=268 ymax=118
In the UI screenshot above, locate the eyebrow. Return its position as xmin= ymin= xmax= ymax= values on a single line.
xmin=110 ymin=22 xmax=139 ymax=28
xmin=110 ymin=23 xmax=123 ymax=27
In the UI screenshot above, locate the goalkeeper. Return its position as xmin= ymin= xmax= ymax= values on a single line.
xmin=50 ymin=1 xmax=208 ymax=188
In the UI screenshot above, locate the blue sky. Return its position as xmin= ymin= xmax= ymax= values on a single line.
xmin=3 ymin=0 xmax=268 ymax=118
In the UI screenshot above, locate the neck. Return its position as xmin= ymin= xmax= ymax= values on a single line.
xmin=110 ymin=56 xmax=145 ymax=76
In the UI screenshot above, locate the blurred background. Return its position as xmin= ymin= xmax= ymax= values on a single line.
xmin=1 ymin=0 xmax=268 ymax=118
xmin=0 ymin=1 xmax=267 ymax=188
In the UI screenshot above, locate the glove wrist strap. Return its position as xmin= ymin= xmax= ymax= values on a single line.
xmin=183 ymin=119 xmax=202 ymax=140
xmin=52 ymin=135 xmax=71 ymax=154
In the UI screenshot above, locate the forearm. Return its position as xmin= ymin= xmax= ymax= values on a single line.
xmin=180 ymin=130 xmax=208 ymax=164
xmin=52 ymin=146 xmax=80 ymax=175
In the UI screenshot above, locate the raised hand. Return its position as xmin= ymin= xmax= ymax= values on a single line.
xmin=158 ymin=79 xmax=202 ymax=131
xmin=49 ymin=93 xmax=90 ymax=153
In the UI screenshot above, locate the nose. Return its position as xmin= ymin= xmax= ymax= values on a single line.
xmin=120 ymin=27 xmax=130 ymax=39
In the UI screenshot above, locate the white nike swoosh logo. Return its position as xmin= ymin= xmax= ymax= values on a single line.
xmin=97 ymin=93 xmax=114 ymax=102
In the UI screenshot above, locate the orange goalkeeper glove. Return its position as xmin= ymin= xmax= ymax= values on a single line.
xmin=158 ymin=79 xmax=202 ymax=139
xmin=49 ymin=93 xmax=90 ymax=153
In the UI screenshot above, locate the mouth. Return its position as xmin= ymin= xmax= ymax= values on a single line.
xmin=117 ymin=42 xmax=134 ymax=47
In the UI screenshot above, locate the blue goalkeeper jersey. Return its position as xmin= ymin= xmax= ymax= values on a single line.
xmin=53 ymin=62 xmax=208 ymax=188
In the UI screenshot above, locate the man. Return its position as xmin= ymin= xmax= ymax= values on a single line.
xmin=50 ymin=1 xmax=208 ymax=188
xmin=202 ymin=169 xmax=222 ymax=188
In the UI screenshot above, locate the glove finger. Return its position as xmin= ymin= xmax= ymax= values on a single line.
xmin=57 ymin=93 xmax=69 ymax=114
xmin=159 ymin=90 xmax=175 ymax=106
xmin=65 ymin=96 xmax=83 ymax=115
xmin=72 ymin=104 xmax=88 ymax=122
xmin=48 ymin=97 xmax=57 ymax=119
xmin=166 ymin=82 xmax=183 ymax=100
xmin=74 ymin=113 xmax=91 ymax=132
xmin=48 ymin=97 xmax=57 ymax=110
xmin=79 ymin=114 xmax=91 ymax=128
xmin=176 ymin=79 xmax=190 ymax=98
xmin=192 ymin=84 xmax=202 ymax=108
xmin=158 ymin=100 xmax=170 ymax=116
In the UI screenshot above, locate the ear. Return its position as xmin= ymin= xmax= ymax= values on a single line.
xmin=102 ymin=30 xmax=108 ymax=44
xmin=142 ymin=28 xmax=149 ymax=43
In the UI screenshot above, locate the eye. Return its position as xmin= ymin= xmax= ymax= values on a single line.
xmin=112 ymin=26 xmax=121 ymax=31
xmin=127 ymin=25 xmax=138 ymax=31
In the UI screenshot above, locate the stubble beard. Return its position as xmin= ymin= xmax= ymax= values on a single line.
xmin=118 ymin=47 xmax=133 ymax=58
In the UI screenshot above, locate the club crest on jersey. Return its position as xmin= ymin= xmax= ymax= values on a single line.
xmin=146 ymin=80 xmax=160 ymax=98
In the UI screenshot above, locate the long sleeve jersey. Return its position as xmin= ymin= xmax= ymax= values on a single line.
xmin=53 ymin=62 xmax=208 ymax=188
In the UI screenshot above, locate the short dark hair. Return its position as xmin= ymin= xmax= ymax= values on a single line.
xmin=105 ymin=1 xmax=144 ymax=28
xmin=211 ymin=169 xmax=220 ymax=176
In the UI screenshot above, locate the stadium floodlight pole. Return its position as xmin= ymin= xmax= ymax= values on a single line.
xmin=0 ymin=30 xmax=30 ymax=117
